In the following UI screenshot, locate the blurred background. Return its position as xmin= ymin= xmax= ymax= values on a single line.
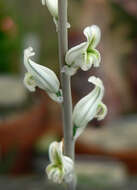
xmin=0 ymin=0 xmax=137 ymax=189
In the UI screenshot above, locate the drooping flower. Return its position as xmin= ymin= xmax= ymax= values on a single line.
xmin=23 ymin=47 xmax=63 ymax=103
xmin=73 ymin=76 xmax=107 ymax=140
xmin=41 ymin=0 xmax=70 ymax=31
xmin=46 ymin=141 xmax=74 ymax=184
xmin=64 ymin=25 xmax=101 ymax=75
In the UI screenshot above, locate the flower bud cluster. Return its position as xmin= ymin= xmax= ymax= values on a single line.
xmin=22 ymin=1 xmax=108 ymax=185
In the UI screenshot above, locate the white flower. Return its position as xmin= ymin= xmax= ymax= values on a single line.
xmin=41 ymin=0 xmax=70 ymax=31
xmin=73 ymin=76 xmax=107 ymax=140
xmin=64 ymin=25 xmax=101 ymax=75
xmin=23 ymin=47 xmax=63 ymax=103
xmin=46 ymin=141 xmax=74 ymax=184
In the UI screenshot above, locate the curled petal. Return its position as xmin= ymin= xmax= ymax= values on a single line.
xmin=95 ymin=102 xmax=107 ymax=121
xmin=24 ymin=72 xmax=36 ymax=92
xmin=65 ymin=42 xmax=88 ymax=66
xmin=46 ymin=165 xmax=63 ymax=184
xmin=88 ymin=49 xmax=101 ymax=67
xmin=73 ymin=76 xmax=106 ymax=140
xmin=83 ymin=25 xmax=101 ymax=48
xmin=63 ymin=156 xmax=74 ymax=183
xmin=88 ymin=76 xmax=103 ymax=88
xmin=49 ymin=141 xmax=63 ymax=164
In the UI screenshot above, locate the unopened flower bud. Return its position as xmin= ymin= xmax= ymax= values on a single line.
xmin=73 ymin=76 xmax=107 ymax=140
xmin=24 ymin=47 xmax=63 ymax=103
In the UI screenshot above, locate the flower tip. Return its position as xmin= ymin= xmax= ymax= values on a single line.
xmin=90 ymin=25 xmax=101 ymax=39
xmin=91 ymin=24 xmax=101 ymax=33
xmin=88 ymin=76 xmax=103 ymax=87
xmin=84 ymin=24 xmax=101 ymax=47
xmin=24 ymin=46 xmax=35 ymax=59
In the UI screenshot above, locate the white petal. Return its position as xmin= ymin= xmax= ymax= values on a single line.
xmin=65 ymin=42 xmax=88 ymax=66
xmin=88 ymin=76 xmax=103 ymax=88
xmin=63 ymin=156 xmax=74 ymax=173
xmin=95 ymin=102 xmax=107 ymax=121
xmin=81 ymin=55 xmax=93 ymax=71
xmin=87 ymin=49 xmax=101 ymax=67
xmin=47 ymin=166 xmax=63 ymax=184
xmin=73 ymin=77 xmax=104 ymax=140
xmin=63 ymin=156 xmax=74 ymax=183
xmin=24 ymin=72 xmax=36 ymax=92
xmin=49 ymin=141 xmax=63 ymax=164
xmin=83 ymin=25 xmax=101 ymax=48
xmin=29 ymin=61 xmax=60 ymax=93
xmin=46 ymin=0 xmax=58 ymax=18
xmin=52 ymin=169 xmax=63 ymax=184
xmin=24 ymin=48 xmax=59 ymax=92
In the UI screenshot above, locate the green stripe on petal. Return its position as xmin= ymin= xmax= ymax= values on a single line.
xmin=73 ymin=77 xmax=106 ymax=140
xmin=95 ymin=102 xmax=107 ymax=121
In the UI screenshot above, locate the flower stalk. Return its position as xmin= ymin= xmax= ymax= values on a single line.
xmin=58 ymin=0 xmax=76 ymax=189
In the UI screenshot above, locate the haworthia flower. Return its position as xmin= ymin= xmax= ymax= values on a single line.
xmin=41 ymin=0 xmax=70 ymax=31
xmin=46 ymin=141 xmax=74 ymax=184
xmin=73 ymin=76 xmax=107 ymax=140
xmin=64 ymin=25 xmax=101 ymax=75
xmin=23 ymin=47 xmax=63 ymax=103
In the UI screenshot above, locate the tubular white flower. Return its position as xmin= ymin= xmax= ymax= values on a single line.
xmin=42 ymin=0 xmax=70 ymax=31
xmin=23 ymin=47 xmax=63 ymax=103
xmin=73 ymin=76 xmax=107 ymax=140
xmin=64 ymin=25 xmax=101 ymax=75
xmin=46 ymin=141 xmax=74 ymax=184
